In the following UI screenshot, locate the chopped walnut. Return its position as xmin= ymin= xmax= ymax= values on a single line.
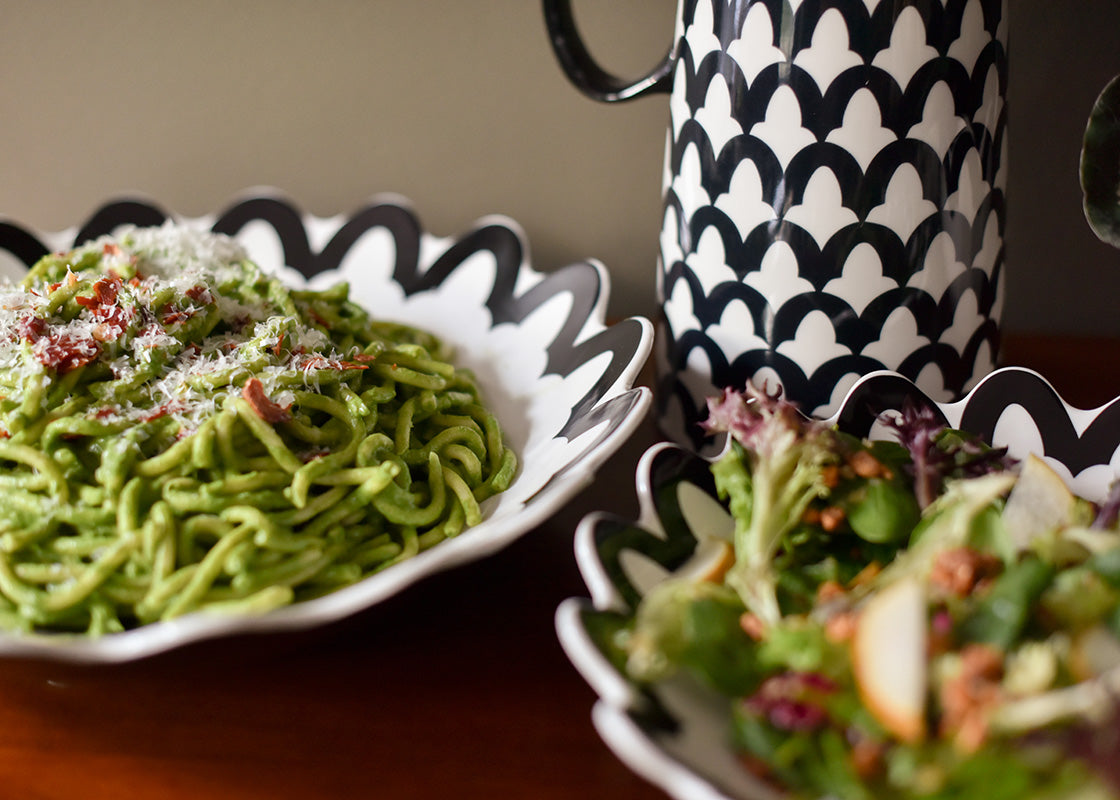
xmin=848 ymin=449 xmax=889 ymax=480
xmin=938 ymin=643 xmax=1005 ymax=752
xmin=848 ymin=732 xmax=886 ymax=779
xmin=929 ymin=546 xmax=1003 ymax=598
xmin=739 ymin=612 xmax=767 ymax=641
xmin=824 ymin=610 xmax=857 ymax=644
xmin=819 ymin=506 xmax=846 ymax=532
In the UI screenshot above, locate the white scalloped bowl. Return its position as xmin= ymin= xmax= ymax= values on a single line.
xmin=0 ymin=189 xmax=654 ymax=662
xmin=557 ymin=368 xmax=1120 ymax=800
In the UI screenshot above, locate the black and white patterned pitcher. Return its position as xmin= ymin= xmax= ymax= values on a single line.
xmin=545 ymin=0 xmax=1008 ymax=451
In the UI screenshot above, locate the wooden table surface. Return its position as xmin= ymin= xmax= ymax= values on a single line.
xmin=0 ymin=333 xmax=1115 ymax=800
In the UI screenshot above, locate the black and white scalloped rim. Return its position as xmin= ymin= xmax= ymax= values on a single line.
xmin=0 ymin=188 xmax=654 ymax=662
xmin=557 ymin=367 xmax=1120 ymax=800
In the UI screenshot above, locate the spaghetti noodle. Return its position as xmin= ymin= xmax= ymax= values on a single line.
xmin=0 ymin=224 xmax=516 ymax=635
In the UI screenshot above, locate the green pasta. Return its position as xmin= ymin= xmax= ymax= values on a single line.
xmin=0 ymin=224 xmax=516 ymax=635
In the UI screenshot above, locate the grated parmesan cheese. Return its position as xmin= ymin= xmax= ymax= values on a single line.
xmin=0 ymin=224 xmax=362 ymax=436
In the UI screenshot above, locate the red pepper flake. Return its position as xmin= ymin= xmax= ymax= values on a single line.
xmin=0 ymin=430 xmax=9 ymax=439
xmin=18 ymin=315 xmax=48 ymax=342
xmin=350 ymin=353 xmax=378 ymax=363
xmin=161 ymin=307 xmax=197 ymax=326
xmin=301 ymin=355 xmax=334 ymax=370
xmin=103 ymin=243 xmax=123 ymax=258
xmin=185 ymin=284 xmax=213 ymax=306
xmin=135 ymin=323 xmax=169 ymax=348
xmin=140 ymin=401 xmax=188 ymax=423
xmin=273 ymin=332 xmax=286 ymax=357
xmin=242 ymin=378 xmax=291 ymax=424
xmin=76 ymin=275 xmax=122 ymax=311
xmin=92 ymin=275 xmax=121 ymax=305
xmin=91 ymin=305 xmax=131 ymax=342
xmin=33 ymin=332 xmax=100 ymax=373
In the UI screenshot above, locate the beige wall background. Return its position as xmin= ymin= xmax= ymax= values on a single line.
xmin=2 ymin=1 xmax=1118 ymax=337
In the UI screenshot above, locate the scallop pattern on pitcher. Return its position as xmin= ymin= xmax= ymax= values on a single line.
xmin=656 ymin=0 xmax=1009 ymax=450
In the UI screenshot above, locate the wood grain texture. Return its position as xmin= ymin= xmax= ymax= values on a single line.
xmin=0 ymin=334 xmax=1114 ymax=800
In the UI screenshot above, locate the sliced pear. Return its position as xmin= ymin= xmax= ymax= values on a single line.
xmin=1003 ymin=454 xmax=1077 ymax=552
xmin=1070 ymin=625 xmax=1120 ymax=681
xmin=852 ymin=577 xmax=928 ymax=743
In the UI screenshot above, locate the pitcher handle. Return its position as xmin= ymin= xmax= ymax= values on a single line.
xmin=543 ymin=0 xmax=675 ymax=103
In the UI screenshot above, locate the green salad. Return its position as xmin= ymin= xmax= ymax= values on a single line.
xmin=614 ymin=384 xmax=1120 ymax=800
